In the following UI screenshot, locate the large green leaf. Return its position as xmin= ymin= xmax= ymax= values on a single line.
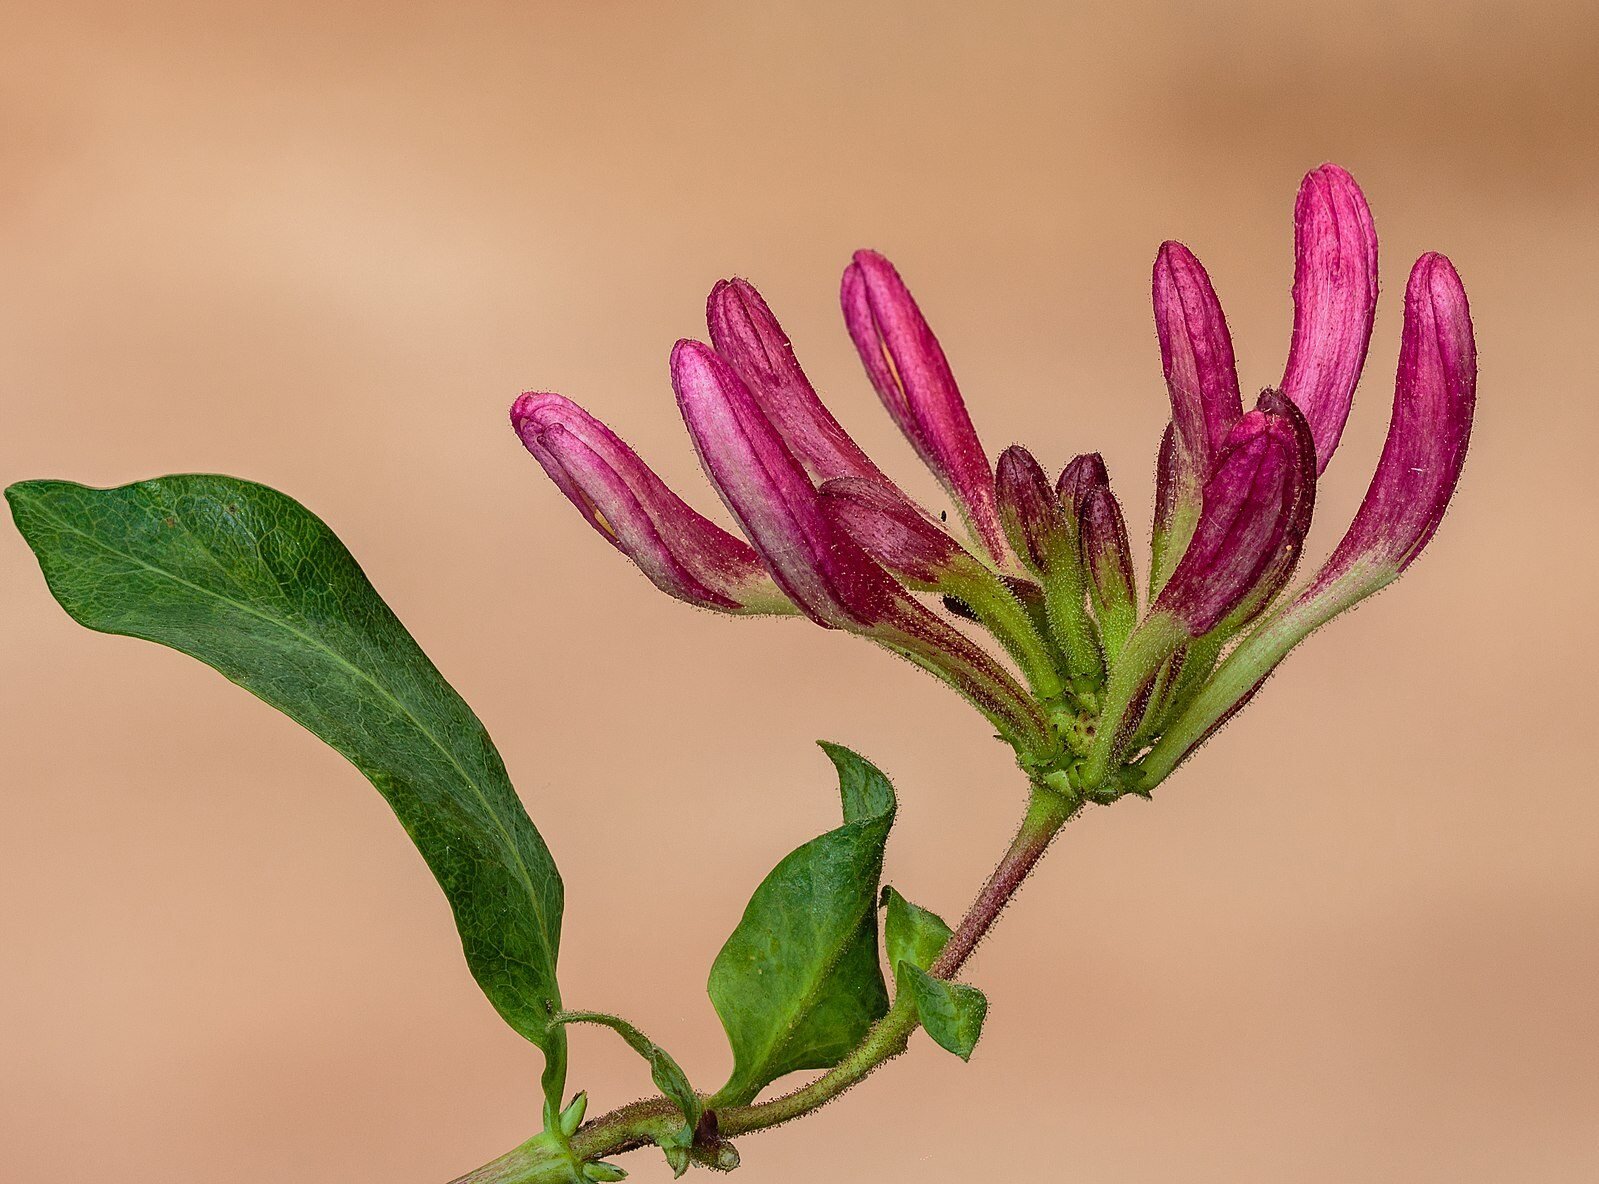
xmin=7 ymin=476 xmax=567 ymax=1103
xmin=707 ymin=743 xmax=896 ymax=1106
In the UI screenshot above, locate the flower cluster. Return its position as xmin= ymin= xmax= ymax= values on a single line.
xmin=513 ymin=164 xmax=1476 ymax=801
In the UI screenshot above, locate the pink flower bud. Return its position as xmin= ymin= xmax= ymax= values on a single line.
xmin=841 ymin=250 xmax=1009 ymax=565
xmin=511 ymin=393 xmax=790 ymax=614
xmin=1153 ymin=241 xmax=1244 ymax=476
xmin=1055 ymin=451 xmax=1109 ymax=516
xmin=1153 ymin=394 xmax=1315 ymax=635
xmin=995 ymin=446 xmax=1071 ymax=577
xmin=1307 ymin=252 xmax=1475 ymax=588
xmin=707 ymin=277 xmax=886 ymax=485
xmin=1280 ymin=164 xmax=1379 ymax=473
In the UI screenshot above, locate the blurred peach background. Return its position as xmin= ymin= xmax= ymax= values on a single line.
xmin=3 ymin=2 xmax=1596 ymax=1181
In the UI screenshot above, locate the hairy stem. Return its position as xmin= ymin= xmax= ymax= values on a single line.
xmin=448 ymin=787 xmax=1077 ymax=1183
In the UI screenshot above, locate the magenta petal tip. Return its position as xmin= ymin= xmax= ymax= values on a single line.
xmin=510 ymin=391 xmax=786 ymax=613
xmin=841 ymin=249 xmax=1009 ymax=563
xmin=1308 ymin=251 xmax=1475 ymax=590
xmin=707 ymin=276 xmax=885 ymax=486
xmin=1280 ymin=162 xmax=1380 ymax=474
xmin=1153 ymin=240 xmax=1244 ymax=471
xmin=669 ymin=338 xmax=901 ymax=630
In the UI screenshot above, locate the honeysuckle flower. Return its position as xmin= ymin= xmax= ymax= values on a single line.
xmin=994 ymin=445 xmax=1070 ymax=579
xmin=513 ymin=162 xmax=1475 ymax=804
xmin=1150 ymin=241 xmax=1242 ymax=592
xmin=1052 ymin=454 xmax=1137 ymax=642
xmin=841 ymin=250 xmax=1012 ymax=567
xmin=1081 ymin=391 xmax=1317 ymax=786
xmin=511 ymin=393 xmax=793 ymax=615
xmin=1154 ymin=391 xmax=1316 ymax=636
xmin=1280 ymin=163 xmax=1379 ymax=472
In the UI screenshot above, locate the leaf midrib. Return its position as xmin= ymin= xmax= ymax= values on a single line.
xmin=23 ymin=490 xmax=558 ymax=967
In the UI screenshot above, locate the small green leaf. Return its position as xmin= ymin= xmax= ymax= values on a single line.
xmin=707 ymin=743 xmax=897 ymax=1105
xmin=881 ymin=886 xmax=953 ymax=973
xmin=581 ymin=1162 xmax=627 ymax=1182
xmin=896 ymin=962 xmax=988 ymax=1061
xmin=662 ymin=1144 xmax=690 ymax=1178
xmin=881 ymin=888 xmax=984 ymax=1059
xmin=557 ymin=1092 xmax=588 ymax=1138
xmin=7 ymin=476 xmax=568 ymax=1104
xmin=551 ymin=1010 xmax=702 ymax=1157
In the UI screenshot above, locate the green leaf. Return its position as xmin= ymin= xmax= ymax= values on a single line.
xmin=7 ymin=476 xmax=567 ymax=1105
xmin=822 ymin=739 xmax=896 ymax=823
xmin=552 ymin=1010 xmax=701 ymax=1176
xmin=707 ymin=743 xmax=897 ymax=1105
xmin=895 ymin=962 xmax=988 ymax=1061
xmin=881 ymin=886 xmax=953 ymax=974
xmin=881 ymin=887 xmax=986 ymax=1060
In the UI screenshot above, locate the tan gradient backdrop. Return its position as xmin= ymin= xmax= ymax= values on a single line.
xmin=2 ymin=2 xmax=1596 ymax=1181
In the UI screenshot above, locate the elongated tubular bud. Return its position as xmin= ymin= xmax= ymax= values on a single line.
xmin=1154 ymin=241 xmax=1244 ymax=464
xmin=1308 ymin=254 xmax=1474 ymax=583
xmin=1137 ymin=253 xmax=1476 ymax=786
xmin=1154 ymin=409 xmax=1310 ymax=636
xmin=996 ymin=445 xmax=1069 ymax=576
xmin=841 ymin=250 xmax=1011 ymax=566
xmin=997 ymin=446 xmax=1102 ymax=682
xmin=1204 ymin=390 xmax=1318 ymax=634
xmin=820 ymin=476 xmax=1066 ymax=702
xmin=1079 ymin=482 xmax=1138 ymax=661
xmin=1150 ymin=242 xmax=1244 ymax=592
xmin=670 ymin=340 xmax=1051 ymax=750
xmin=1280 ymin=163 xmax=1379 ymax=473
xmin=512 ymin=393 xmax=792 ymax=614
xmin=707 ymin=278 xmax=888 ymax=485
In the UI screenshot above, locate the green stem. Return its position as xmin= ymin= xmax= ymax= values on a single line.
xmin=950 ymin=569 xmax=1068 ymax=703
xmin=447 ymin=788 xmax=1077 ymax=1184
